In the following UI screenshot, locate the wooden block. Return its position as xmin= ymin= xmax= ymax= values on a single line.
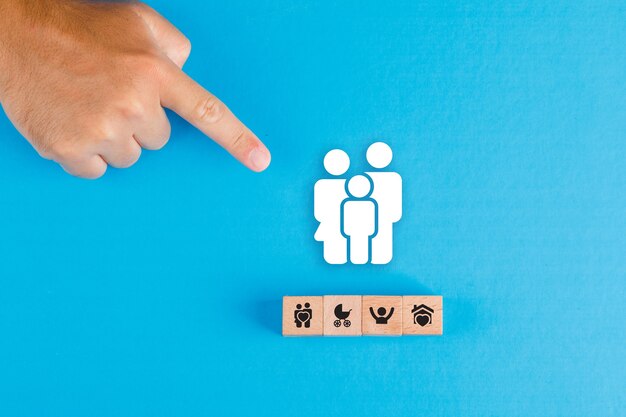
xmin=361 ymin=296 xmax=403 ymax=336
xmin=282 ymin=296 xmax=323 ymax=336
xmin=402 ymin=296 xmax=443 ymax=335
xmin=323 ymin=296 xmax=362 ymax=336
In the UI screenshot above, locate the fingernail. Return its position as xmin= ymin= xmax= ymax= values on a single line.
xmin=249 ymin=147 xmax=271 ymax=172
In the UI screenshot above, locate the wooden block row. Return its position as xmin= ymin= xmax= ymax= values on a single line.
xmin=282 ymin=295 xmax=443 ymax=336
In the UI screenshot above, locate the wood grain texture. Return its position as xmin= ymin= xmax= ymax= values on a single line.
xmin=323 ymin=296 xmax=362 ymax=336
xmin=362 ymin=296 xmax=403 ymax=336
xmin=402 ymin=296 xmax=443 ymax=335
xmin=282 ymin=296 xmax=323 ymax=336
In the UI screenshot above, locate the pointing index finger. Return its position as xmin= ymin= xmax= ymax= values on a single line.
xmin=159 ymin=63 xmax=271 ymax=172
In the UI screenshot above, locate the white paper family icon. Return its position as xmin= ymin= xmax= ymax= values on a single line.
xmin=314 ymin=142 xmax=402 ymax=264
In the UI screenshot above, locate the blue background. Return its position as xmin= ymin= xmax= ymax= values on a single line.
xmin=0 ymin=1 xmax=624 ymax=415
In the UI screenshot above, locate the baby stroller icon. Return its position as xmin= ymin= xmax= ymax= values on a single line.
xmin=333 ymin=304 xmax=352 ymax=327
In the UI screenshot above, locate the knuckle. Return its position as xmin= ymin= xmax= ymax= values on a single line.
xmin=65 ymin=160 xmax=107 ymax=180
xmin=178 ymin=37 xmax=192 ymax=61
xmin=161 ymin=122 xmax=172 ymax=144
xmin=48 ymin=140 xmax=80 ymax=161
xmin=83 ymin=165 xmax=107 ymax=180
xmin=149 ymin=130 xmax=171 ymax=151
xmin=134 ymin=118 xmax=171 ymax=150
xmin=193 ymin=95 xmax=224 ymax=124
xmin=91 ymin=118 xmax=118 ymax=142
xmin=230 ymin=129 xmax=248 ymax=150
xmin=122 ymin=147 xmax=142 ymax=168
xmin=118 ymin=98 xmax=145 ymax=121
xmin=111 ymin=144 xmax=142 ymax=169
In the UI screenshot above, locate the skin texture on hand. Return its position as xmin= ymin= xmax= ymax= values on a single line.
xmin=0 ymin=0 xmax=271 ymax=178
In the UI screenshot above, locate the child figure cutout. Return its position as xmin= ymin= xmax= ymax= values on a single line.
xmin=341 ymin=175 xmax=378 ymax=264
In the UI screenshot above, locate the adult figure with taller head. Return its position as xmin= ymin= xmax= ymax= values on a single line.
xmin=314 ymin=149 xmax=350 ymax=264
xmin=365 ymin=142 xmax=402 ymax=264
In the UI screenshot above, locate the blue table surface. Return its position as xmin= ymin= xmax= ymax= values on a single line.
xmin=1 ymin=1 xmax=624 ymax=416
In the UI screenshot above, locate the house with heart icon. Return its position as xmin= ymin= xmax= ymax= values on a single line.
xmin=411 ymin=304 xmax=433 ymax=327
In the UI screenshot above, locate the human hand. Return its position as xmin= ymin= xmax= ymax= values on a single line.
xmin=0 ymin=0 xmax=270 ymax=178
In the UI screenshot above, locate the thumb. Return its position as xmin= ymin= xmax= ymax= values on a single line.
xmin=132 ymin=3 xmax=192 ymax=68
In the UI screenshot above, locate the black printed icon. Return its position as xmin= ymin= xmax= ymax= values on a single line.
xmin=333 ymin=304 xmax=352 ymax=327
xmin=412 ymin=304 xmax=433 ymax=327
xmin=369 ymin=306 xmax=395 ymax=324
xmin=294 ymin=303 xmax=312 ymax=328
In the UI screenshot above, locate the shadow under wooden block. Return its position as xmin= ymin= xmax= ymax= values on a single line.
xmin=362 ymin=296 xmax=403 ymax=336
xmin=282 ymin=296 xmax=323 ymax=336
xmin=323 ymin=296 xmax=362 ymax=336
xmin=402 ymin=296 xmax=443 ymax=335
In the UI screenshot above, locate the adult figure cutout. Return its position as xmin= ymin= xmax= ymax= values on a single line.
xmin=365 ymin=142 xmax=402 ymax=264
xmin=314 ymin=149 xmax=350 ymax=264
xmin=341 ymin=175 xmax=377 ymax=264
